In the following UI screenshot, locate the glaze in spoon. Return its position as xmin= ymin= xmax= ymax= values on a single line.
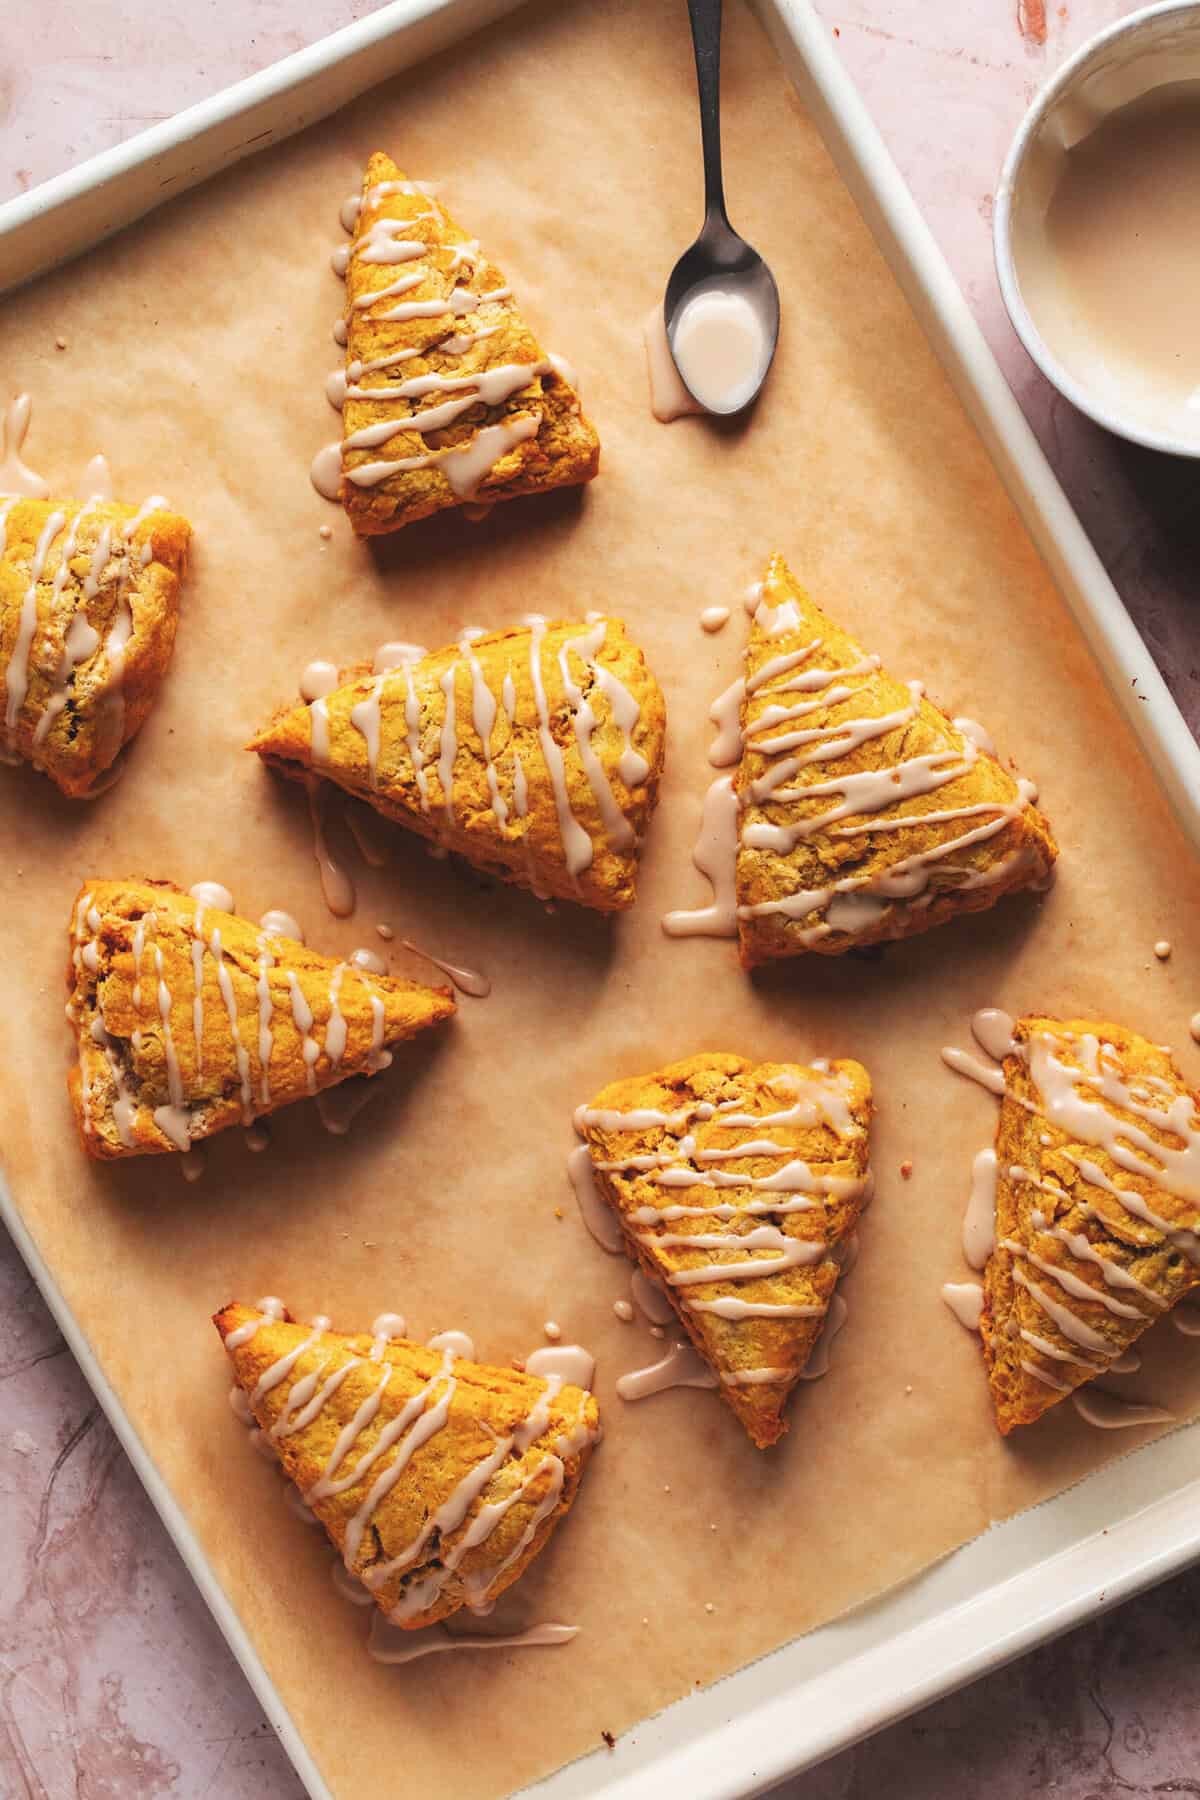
xmin=664 ymin=0 xmax=780 ymax=415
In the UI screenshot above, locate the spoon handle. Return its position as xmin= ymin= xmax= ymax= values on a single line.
xmin=686 ymin=0 xmax=727 ymax=225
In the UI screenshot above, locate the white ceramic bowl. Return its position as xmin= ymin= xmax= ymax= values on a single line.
xmin=994 ymin=0 xmax=1200 ymax=457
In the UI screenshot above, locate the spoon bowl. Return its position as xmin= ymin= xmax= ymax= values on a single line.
xmin=665 ymin=223 xmax=780 ymax=416
xmin=664 ymin=0 xmax=780 ymax=415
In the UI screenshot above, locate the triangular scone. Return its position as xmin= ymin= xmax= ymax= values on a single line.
xmin=579 ymin=1052 xmax=873 ymax=1447
xmin=67 ymin=880 xmax=454 ymax=1160
xmin=983 ymin=1016 xmax=1200 ymax=1434
xmin=337 ymin=152 xmax=599 ymax=536
xmin=215 ymin=1302 xmax=600 ymax=1627
xmin=0 ymin=495 xmax=190 ymax=797
xmin=249 ymin=617 xmax=666 ymax=912
xmin=735 ymin=555 xmax=1057 ymax=968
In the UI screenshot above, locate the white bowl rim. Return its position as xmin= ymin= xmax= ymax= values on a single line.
xmin=993 ymin=0 xmax=1200 ymax=459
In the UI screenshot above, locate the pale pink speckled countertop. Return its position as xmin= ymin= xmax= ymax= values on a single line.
xmin=2 ymin=3 xmax=1198 ymax=1796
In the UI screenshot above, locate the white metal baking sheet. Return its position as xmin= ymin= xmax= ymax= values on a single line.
xmin=2 ymin=3 xmax=1198 ymax=1797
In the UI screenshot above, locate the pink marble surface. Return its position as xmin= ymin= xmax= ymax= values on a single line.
xmin=2 ymin=3 xmax=1198 ymax=1796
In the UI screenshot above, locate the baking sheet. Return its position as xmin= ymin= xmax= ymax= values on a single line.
xmin=2 ymin=2 xmax=1200 ymax=1798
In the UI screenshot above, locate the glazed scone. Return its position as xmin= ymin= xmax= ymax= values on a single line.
xmin=579 ymin=1052 xmax=873 ymax=1447
xmin=216 ymin=1301 xmax=600 ymax=1627
xmin=982 ymin=1016 xmax=1200 ymax=1435
xmin=0 ymin=495 xmax=189 ymax=797
xmin=735 ymin=555 xmax=1057 ymax=967
xmin=333 ymin=152 xmax=600 ymax=536
xmin=249 ymin=618 xmax=667 ymax=911
xmin=67 ymin=880 xmax=454 ymax=1160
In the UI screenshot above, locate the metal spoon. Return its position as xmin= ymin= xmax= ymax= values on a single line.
xmin=665 ymin=0 xmax=780 ymax=415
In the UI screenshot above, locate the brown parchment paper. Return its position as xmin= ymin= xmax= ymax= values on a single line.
xmin=3 ymin=3 xmax=1200 ymax=1795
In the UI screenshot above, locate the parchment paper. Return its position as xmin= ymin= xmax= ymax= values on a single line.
xmin=2 ymin=3 xmax=1200 ymax=1796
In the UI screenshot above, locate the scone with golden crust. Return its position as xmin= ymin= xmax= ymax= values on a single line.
xmin=249 ymin=617 xmax=666 ymax=911
xmin=579 ymin=1052 xmax=873 ymax=1447
xmin=215 ymin=1301 xmax=600 ymax=1627
xmin=335 ymin=152 xmax=599 ymax=536
xmin=68 ymin=880 xmax=454 ymax=1160
xmin=735 ymin=555 xmax=1057 ymax=967
xmin=982 ymin=1016 xmax=1200 ymax=1435
xmin=0 ymin=495 xmax=189 ymax=797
